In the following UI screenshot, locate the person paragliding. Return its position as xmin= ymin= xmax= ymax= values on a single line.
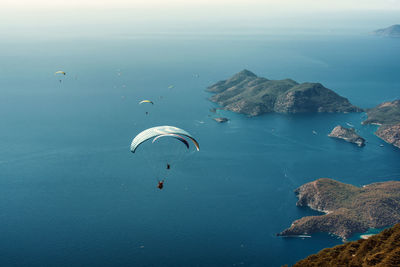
xmin=157 ymin=180 xmax=164 ymax=190
xmin=139 ymin=100 xmax=154 ymax=115
xmin=55 ymin=70 xmax=66 ymax=83
xmin=130 ymin=126 xmax=199 ymax=190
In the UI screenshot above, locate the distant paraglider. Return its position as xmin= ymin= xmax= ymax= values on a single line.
xmin=55 ymin=71 xmax=66 ymax=75
xmin=139 ymin=100 xmax=154 ymax=105
xmin=139 ymin=100 xmax=154 ymax=115
xmin=55 ymin=70 xmax=66 ymax=83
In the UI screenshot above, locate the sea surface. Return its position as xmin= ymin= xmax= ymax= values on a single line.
xmin=1 ymin=19 xmax=400 ymax=267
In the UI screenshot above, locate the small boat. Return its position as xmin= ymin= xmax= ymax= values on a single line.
xmin=312 ymin=130 xmax=318 ymax=135
xmin=346 ymin=122 xmax=355 ymax=127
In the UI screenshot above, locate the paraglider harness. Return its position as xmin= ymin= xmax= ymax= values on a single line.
xmin=157 ymin=180 xmax=164 ymax=190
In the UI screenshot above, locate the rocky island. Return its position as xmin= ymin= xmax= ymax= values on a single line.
xmin=328 ymin=125 xmax=366 ymax=147
xmin=207 ymin=70 xmax=362 ymax=116
xmin=363 ymin=100 xmax=400 ymax=149
xmin=372 ymin=24 xmax=400 ymax=37
xmin=292 ymin=223 xmax=400 ymax=266
xmin=213 ymin=117 xmax=229 ymax=123
xmin=278 ymin=178 xmax=400 ymax=240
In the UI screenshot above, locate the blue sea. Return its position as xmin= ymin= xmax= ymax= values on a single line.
xmin=1 ymin=11 xmax=400 ymax=266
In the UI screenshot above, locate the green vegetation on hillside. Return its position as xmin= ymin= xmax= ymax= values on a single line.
xmin=363 ymin=100 xmax=400 ymax=148
xmin=278 ymin=179 xmax=400 ymax=240
xmin=363 ymin=100 xmax=400 ymax=125
xmin=292 ymin=223 xmax=400 ymax=267
xmin=208 ymin=70 xmax=362 ymax=116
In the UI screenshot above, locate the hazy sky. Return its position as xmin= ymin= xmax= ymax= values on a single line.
xmin=1 ymin=0 xmax=398 ymax=38
xmin=2 ymin=0 xmax=400 ymax=10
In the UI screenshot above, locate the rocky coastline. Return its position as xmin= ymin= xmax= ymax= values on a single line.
xmin=278 ymin=178 xmax=400 ymax=240
xmin=328 ymin=125 xmax=366 ymax=147
xmin=363 ymin=100 xmax=400 ymax=149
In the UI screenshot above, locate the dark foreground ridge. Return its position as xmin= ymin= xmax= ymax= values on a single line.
xmin=207 ymin=70 xmax=362 ymax=116
xmin=372 ymin=24 xmax=400 ymax=37
xmin=278 ymin=178 xmax=400 ymax=240
xmin=291 ymin=223 xmax=400 ymax=267
xmin=363 ymin=100 xmax=400 ymax=149
xmin=328 ymin=125 xmax=365 ymax=147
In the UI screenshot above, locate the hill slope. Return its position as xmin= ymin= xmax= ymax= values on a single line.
xmin=328 ymin=125 xmax=366 ymax=147
xmin=363 ymin=100 xmax=400 ymax=148
xmin=207 ymin=70 xmax=362 ymax=116
xmin=372 ymin=25 xmax=400 ymax=37
xmin=293 ymin=223 xmax=400 ymax=267
xmin=278 ymin=178 xmax=400 ymax=240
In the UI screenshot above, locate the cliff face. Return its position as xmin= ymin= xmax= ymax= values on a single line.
xmin=274 ymin=83 xmax=359 ymax=114
xmin=328 ymin=125 xmax=366 ymax=147
xmin=278 ymin=178 xmax=400 ymax=240
xmin=363 ymin=100 xmax=400 ymax=149
xmin=207 ymin=70 xmax=362 ymax=116
xmin=293 ymin=223 xmax=400 ymax=267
